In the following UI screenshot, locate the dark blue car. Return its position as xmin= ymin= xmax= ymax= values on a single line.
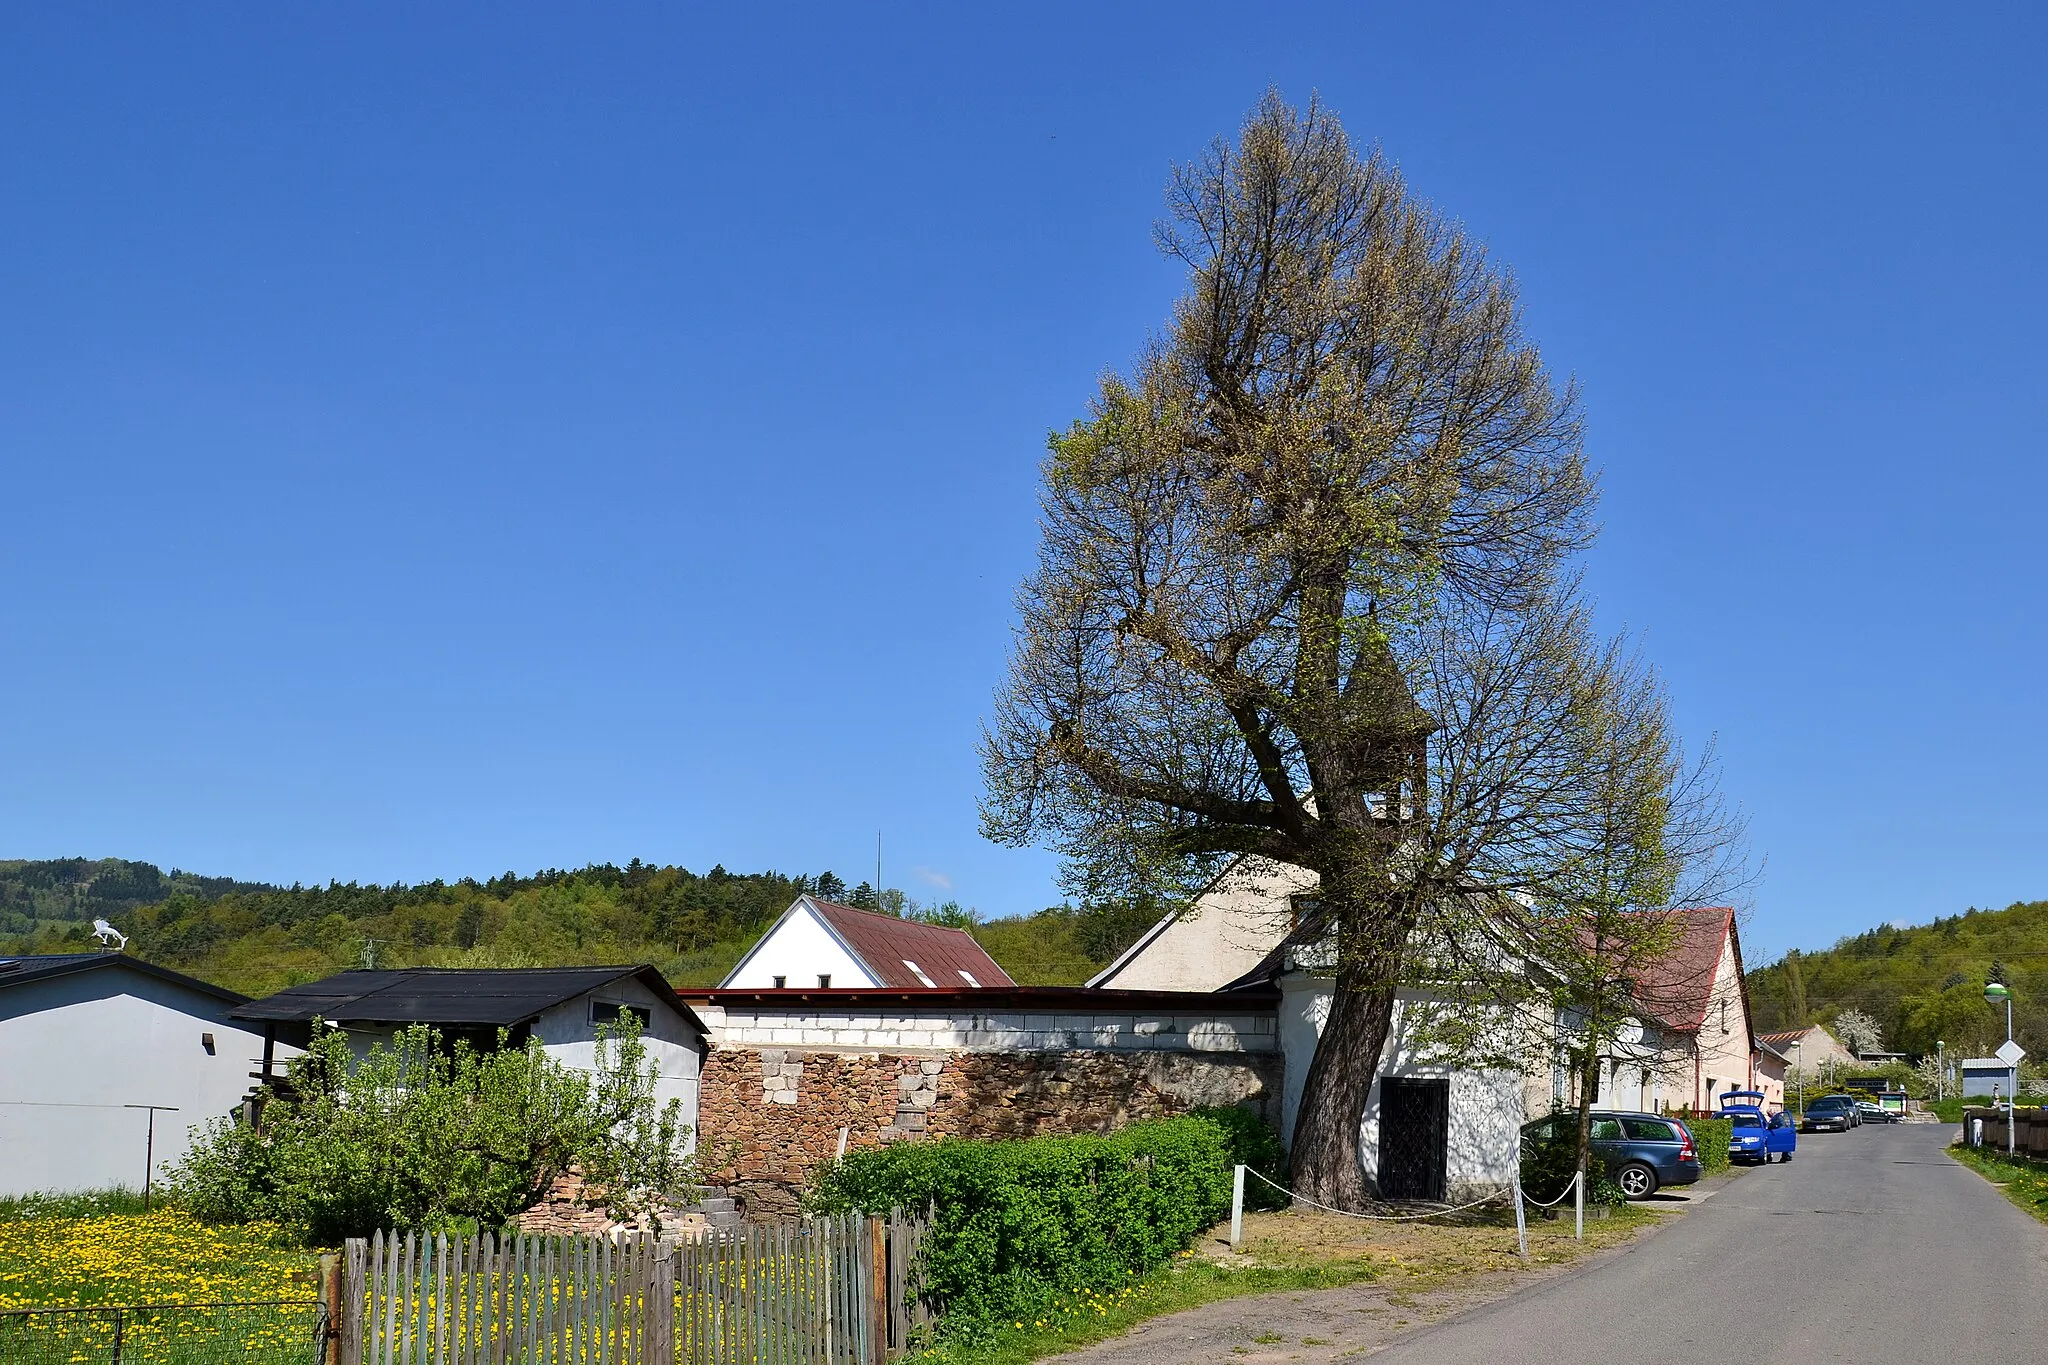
xmin=1521 ymin=1110 xmax=1703 ymax=1200
xmin=1720 ymin=1091 xmax=1796 ymax=1164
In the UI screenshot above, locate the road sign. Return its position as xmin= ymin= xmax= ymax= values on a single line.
xmin=1996 ymin=1039 xmax=2027 ymax=1067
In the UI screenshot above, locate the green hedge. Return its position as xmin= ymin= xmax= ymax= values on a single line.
xmin=1189 ymin=1105 xmax=1290 ymax=1211
xmin=1684 ymin=1116 xmax=1732 ymax=1174
xmin=809 ymin=1116 xmax=1239 ymax=1330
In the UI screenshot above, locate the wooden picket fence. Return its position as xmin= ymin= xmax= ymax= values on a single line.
xmin=337 ymin=1216 xmax=928 ymax=1365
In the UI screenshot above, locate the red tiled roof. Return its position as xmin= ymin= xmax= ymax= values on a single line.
xmin=806 ymin=898 xmax=1015 ymax=990
xmin=1628 ymin=906 xmax=1738 ymax=1033
xmin=1757 ymin=1028 xmax=1814 ymax=1046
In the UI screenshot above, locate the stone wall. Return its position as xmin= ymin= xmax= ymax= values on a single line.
xmin=697 ymin=1045 xmax=1284 ymax=1217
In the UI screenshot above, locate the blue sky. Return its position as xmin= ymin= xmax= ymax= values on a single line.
xmin=1 ymin=7 xmax=2041 ymax=962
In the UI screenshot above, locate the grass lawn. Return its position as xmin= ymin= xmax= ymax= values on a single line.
xmin=918 ymin=1202 xmax=1658 ymax=1365
xmin=1948 ymin=1144 xmax=2048 ymax=1225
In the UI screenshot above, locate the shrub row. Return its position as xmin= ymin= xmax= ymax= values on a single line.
xmin=1683 ymin=1116 xmax=1732 ymax=1175
xmin=809 ymin=1111 xmax=1274 ymax=1330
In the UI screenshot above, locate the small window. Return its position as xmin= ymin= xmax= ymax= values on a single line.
xmin=1622 ymin=1118 xmax=1676 ymax=1141
xmin=201 ymin=1032 xmax=216 ymax=1055
xmin=957 ymin=970 xmax=980 ymax=987
xmin=902 ymin=960 xmax=937 ymax=987
xmin=817 ymin=974 xmax=832 ymax=989
xmin=1589 ymin=1118 xmax=1624 ymax=1141
xmin=1720 ymin=1000 xmax=1730 ymax=1034
xmin=590 ymin=1001 xmax=653 ymax=1029
xmin=772 ymin=975 xmax=787 ymax=989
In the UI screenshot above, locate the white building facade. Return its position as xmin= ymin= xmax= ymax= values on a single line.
xmin=0 ymin=954 xmax=275 ymax=1196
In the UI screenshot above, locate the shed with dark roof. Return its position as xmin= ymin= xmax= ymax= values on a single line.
xmin=233 ymin=965 xmax=707 ymax=1131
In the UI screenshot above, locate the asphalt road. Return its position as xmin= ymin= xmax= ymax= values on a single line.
xmin=1375 ymin=1122 xmax=2048 ymax=1363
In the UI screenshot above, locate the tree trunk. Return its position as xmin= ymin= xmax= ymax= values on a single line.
xmin=1288 ymin=905 xmax=1411 ymax=1206
xmin=1574 ymin=1031 xmax=1599 ymax=1191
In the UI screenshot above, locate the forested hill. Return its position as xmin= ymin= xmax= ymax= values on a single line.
xmin=1748 ymin=898 xmax=2048 ymax=1060
xmin=0 ymin=858 xmax=1153 ymax=996
xmin=0 ymin=858 xmax=276 ymax=937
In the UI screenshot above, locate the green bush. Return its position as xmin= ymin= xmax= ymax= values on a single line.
xmin=1683 ymin=1116 xmax=1732 ymax=1175
xmin=1188 ymin=1106 xmax=1290 ymax=1211
xmin=1517 ymin=1130 xmax=1624 ymax=1208
xmin=809 ymin=1117 xmax=1234 ymax=1330
xmin=170 ymin=1018 xmax=694 ymax=1243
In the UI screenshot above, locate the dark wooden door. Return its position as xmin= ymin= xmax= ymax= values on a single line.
xmin=1377 ymin=1077 xmax=1450 ymax=1201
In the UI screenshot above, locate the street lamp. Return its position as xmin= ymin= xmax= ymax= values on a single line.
xmin=1792 ymin=1038 xmax=1803 ymax=1112
xmin=1986 ymin=980 xmax=2016 ymax=1155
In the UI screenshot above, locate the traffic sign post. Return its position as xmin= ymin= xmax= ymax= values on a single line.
xmin=1987 ymin=983 xmax=2021 ymax=1154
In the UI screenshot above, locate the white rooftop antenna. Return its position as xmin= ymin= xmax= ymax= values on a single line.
xmin=91 ymin=919 xmax=128 ymax=952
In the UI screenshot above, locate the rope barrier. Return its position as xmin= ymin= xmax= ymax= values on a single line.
xmin=1242 ymin=1168 xmax=1507 ymax=1221
xmin=1516 ymin=1171 xmax=1583 ymax=1209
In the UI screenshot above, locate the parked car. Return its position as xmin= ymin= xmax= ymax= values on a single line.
xmin=1822 ymin=1093 xmax=1864 ymax=1127
xmin=1802 ymin=1097 xmax=1856 ymax=1132
xmin=1719 ymin=1091 xmax=1796 ymax=1163
xmin=1521 ymin=1110 xmax=1702 ymax=1200
xmin=1855 ymin=1100 xmax=1898 ymax=1124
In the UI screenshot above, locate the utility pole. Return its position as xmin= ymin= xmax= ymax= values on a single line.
xmin=123 ymin=1104 xmax=179 ymax=1212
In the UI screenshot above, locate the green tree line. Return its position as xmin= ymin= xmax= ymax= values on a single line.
xmin=0 ymin=857 xmax=1157 ymax=995
xmin=1748 ymin=898 xmax=2048 ymax=1060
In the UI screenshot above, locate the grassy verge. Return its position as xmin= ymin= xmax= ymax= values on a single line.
xmin=916 ymin=1202 xmax=1658 ymax=1365
xmin=1948 ymin=1145 xmax=2048 ymax=1225
xmin=910 ymin=1256 xmax=1379 ymax=1365
xmin=0 ymin=1188 xmax=155 ymax=1222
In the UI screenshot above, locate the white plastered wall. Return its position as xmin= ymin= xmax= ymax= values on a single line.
xmin=1278 ymin=975 xmax=1524 ymax=1197
xmin=0 ymin=969 xmax=278 ymax=1196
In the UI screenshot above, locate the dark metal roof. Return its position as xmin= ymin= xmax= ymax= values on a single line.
xmin=0 ymin=952 xmax=248 ymax=1005
xmin=231 ymin=965 xmax=706 ymax=1034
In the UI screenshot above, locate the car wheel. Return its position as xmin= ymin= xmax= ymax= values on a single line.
xmin=1616 ymin=1162 xmax=1658 ymax=1200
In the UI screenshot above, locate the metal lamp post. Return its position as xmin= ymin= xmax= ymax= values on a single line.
xmin=1986 ymin=981 xmax=2017 ymax=1154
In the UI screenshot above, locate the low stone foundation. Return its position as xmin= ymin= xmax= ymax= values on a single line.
xmin=697 ymin=1046 xmax=1283 ymax=1217
xmin=513 ymin=1170 xmax=714 ymax=1237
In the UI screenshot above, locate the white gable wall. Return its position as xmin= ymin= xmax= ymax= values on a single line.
xmin=1091 ymin=859 xmax=1317 ymax=992
xmin=723 ymin=905 xmax=876 ymax=989
xmin=0 ymin=968 xmax=275 ymax=1196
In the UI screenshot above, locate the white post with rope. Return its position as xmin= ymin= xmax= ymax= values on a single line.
xmin=1511 ymin=1168 xmax=1529 ymax=1261
xmin=1230 ymin=1164 xmax=1245 ymax=1248
xmin=1574 ymin=1167 xmax=1584 ymax=1240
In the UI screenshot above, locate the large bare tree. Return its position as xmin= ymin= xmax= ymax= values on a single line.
xmin=981 ymin=92 xmax=1596 ymax=1202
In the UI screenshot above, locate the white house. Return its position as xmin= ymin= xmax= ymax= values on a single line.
xmin=0 ymin=952 xmax=276 ymax=1197
xmin=720 ymin=895 xmax=1014 ymax=992
xmin=1092 ymin=858 xmax=1762 ymax=1199
xmin=1091 ymin=858 xmax=1523 ymax=1199
xmin=232 ymin=965 xmax=708 ymax=1134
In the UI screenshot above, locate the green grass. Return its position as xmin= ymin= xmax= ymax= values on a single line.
xmin=0 ymin=1189 xmax=155 ymax=1223
xmin=910 ymin=1257 xmax=1381 ymax=1365
xmin=1949 ymin=1144 xmax=2048 ymax=1225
